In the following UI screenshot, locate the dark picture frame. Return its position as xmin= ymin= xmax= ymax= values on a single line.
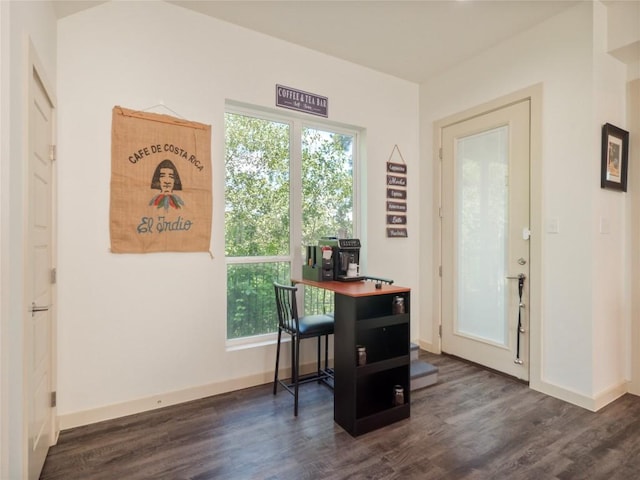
xmin=601 ymin=123 xmax=629 ymax=192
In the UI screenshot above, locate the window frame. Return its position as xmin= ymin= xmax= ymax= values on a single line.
xmin=224 ymin=102 xmax=361 ymax=347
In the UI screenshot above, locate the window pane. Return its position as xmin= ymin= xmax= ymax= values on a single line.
xmin=304 ymin=286 xmax=334 ymax=316
xmin=224 ymin=110 xmax=357 ymax=340
xmin=224 ymin=113 xmax=290 ymax=257
xmin=227 ymin=262 xmax=290 ymax=339
xmin=302 ymin=127 xmax=354 ymax=246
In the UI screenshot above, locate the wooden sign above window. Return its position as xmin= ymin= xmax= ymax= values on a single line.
xmin=276 ymin=84 xmax=328 ymax=118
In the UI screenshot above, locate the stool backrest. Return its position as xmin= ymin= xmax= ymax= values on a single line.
xmin=273 ymin=282 xmax=299 ymax=335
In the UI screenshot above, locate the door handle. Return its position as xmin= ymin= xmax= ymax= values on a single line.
xmin=31 ymin=302 xmax=49 ymax=316
xmin=506 ymin=273 xmax=526 ymax=280
xmin=506 ymin=274 xmax=526 ymax=365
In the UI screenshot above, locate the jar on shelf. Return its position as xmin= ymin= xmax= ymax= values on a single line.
xmin=393 ymin=385 xmax=405 ymax=406
xmin=357 ymin=345 xmax=367 ymax=366
xmin=392 ymin=296 xmax=405 ymax=314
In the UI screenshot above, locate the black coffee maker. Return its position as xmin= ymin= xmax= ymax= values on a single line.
xmin=318 ymin=238 xmax=361 ymax=281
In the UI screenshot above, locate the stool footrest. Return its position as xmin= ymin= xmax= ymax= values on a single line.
xmin=278 ymin=368 xmax=334 ymax=396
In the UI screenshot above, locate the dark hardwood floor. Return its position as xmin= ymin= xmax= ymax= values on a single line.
xmin=40 ymin=352 xmax=640 ymax=479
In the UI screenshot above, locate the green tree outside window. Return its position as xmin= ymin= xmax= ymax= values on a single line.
xmin=225 ymin=111 xmax=355 ymax=340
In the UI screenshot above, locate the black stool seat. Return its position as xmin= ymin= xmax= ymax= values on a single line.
xmin=298 ymin=314 xmax=334 ymax=336
xmin=273 ymin=282 xmax=334 ymax=416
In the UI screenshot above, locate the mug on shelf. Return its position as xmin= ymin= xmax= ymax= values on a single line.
xmin=357 ymin=345 xmax=367 ymax=366
xmin=347 ymin=263 xmax=359 ymax=277
xmin=393 ymin=385 xmax=405 ymax=406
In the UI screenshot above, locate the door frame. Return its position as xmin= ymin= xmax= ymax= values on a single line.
xmin=432 ymin=84 xmax=542 ymax=389
xmin=23 ymin=38 xmax=58 ymax=478
xmin=629 ymin=79 xmax=640 ymax=396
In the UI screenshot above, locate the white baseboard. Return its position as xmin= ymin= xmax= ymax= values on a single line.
xmin=529 ymin=379 xmax=595 ymax=411
xmin=592 ymin=381 xmax=628 ymax=411
xmin=628 ymin=381 xmax=640 ymax=397
xmin=530 ymin=378 xmax=628 ymax=412
xmin=417 ymin=339 xmax=439 ymax=354
xmin=59 ymin=363 xmax=314 ymax=430
xmin=414 ymin=340 xmax=629 ymax=413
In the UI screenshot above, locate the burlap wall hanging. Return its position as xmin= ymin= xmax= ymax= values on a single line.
xmin=110 ymin=106 xmax=212 ymax=253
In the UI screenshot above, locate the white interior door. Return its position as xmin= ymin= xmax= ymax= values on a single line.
xmin=441 ymin=100 xmax=530 ymax=380
xmin=27 ymin=67 xmax=55 ymax=480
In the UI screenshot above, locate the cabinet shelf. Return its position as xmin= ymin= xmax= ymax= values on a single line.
xmin=357 ymin=355 xmax=409 ymax=376
xmin=353 ymin=403 xmax=410 ymax=436
xmin=355 ymin=365 xmax=409 ymax=419
xmin=356 ymin=322 xmax=409 ymax=365
xmin=356 ymin=313 xmax=409 ymax=329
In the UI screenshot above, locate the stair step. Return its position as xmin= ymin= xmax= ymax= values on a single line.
xmin=410 ymin=342 xmax=419 ymax=362
xmin=410 ymin=360 xmax=438 ymax=391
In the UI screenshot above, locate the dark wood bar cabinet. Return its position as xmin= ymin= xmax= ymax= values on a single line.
xmin=293 ymin=279 xmax=411 ymax=436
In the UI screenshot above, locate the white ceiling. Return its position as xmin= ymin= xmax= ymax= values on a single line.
xmin=52 ymin=0 xmax=581 ymax=83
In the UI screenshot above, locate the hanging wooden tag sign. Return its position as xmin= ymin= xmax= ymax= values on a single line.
xmin=386 ymin=145 xmax=408 ymax=238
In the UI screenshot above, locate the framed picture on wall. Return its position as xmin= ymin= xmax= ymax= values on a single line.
xmin=601 ymin=122 xmax=629 ymax=192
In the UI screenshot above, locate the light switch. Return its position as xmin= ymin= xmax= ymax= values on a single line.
xmin=599 ymin=217 xmax=610 ymax=234
xmin=547 ymin=217 xmax=559 ymax=234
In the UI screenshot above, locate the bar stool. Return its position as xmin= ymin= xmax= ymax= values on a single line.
xmin=273 ymin=282 xmax=334 ymax=416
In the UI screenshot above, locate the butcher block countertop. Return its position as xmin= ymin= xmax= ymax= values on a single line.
xmin=292 ymin=278 xmax=410 ymax=297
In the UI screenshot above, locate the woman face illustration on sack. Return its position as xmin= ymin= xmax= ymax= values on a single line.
xmin=149 ymin=159 xmax=185 ymax=210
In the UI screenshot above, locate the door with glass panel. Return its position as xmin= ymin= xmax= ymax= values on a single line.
xmin=441 ymin=100 xmax=530 ymax=380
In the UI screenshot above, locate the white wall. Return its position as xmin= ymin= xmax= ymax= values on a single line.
xmin=0 ymin=5 xmax=8 ymax=477
xmin=0 ymin=1 xmax=58 ymax=477
xmin=56 ymin=0 xmax=419 ymax=425
xmin=592 ymin=0 xmax=629 ymax=403
xmin=628 ymin=78 xmax=640 ymax=395
xmin=419 ymin=1 xmax=630 ymax=407
xmin=1 ymin=4 xmax=8 ymax=478
xmin=606 ymin=0 xmax=640 ymax=77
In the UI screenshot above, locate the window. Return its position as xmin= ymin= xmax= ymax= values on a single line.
xmin=225 ymin=107 xmax=357 ymax=340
